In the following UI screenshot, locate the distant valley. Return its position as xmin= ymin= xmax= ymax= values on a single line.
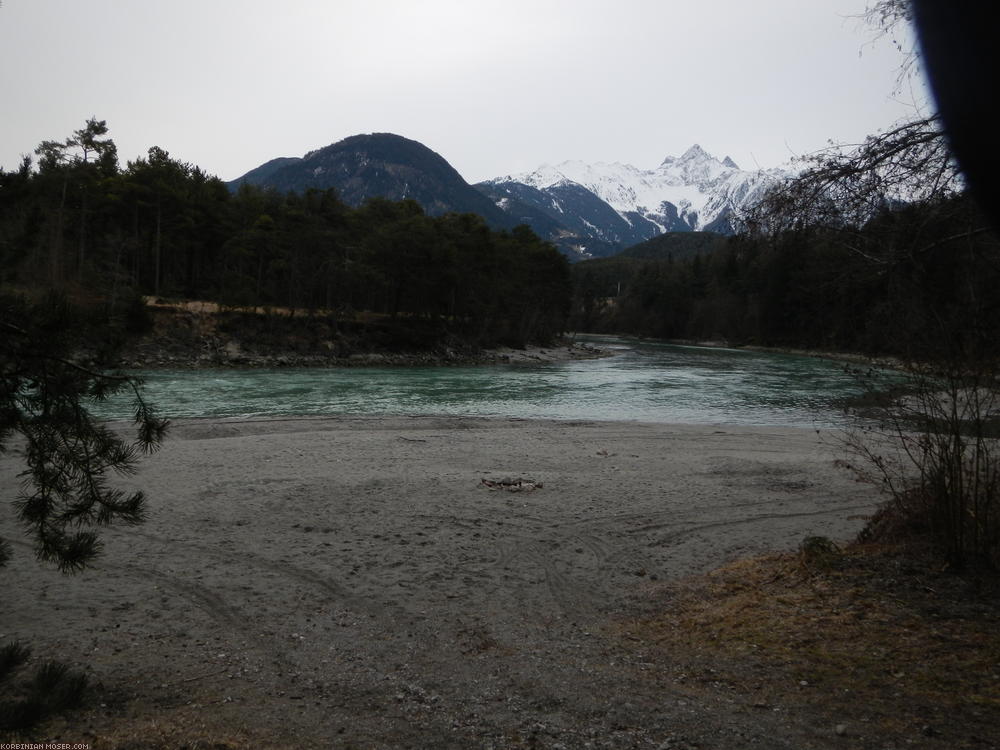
xmin=229 ymin=133 xmax=791 ymax=260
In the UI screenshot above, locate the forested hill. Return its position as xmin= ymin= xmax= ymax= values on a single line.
xmin=0 ymin=120 xmax=571 ymax=356
xmin=616 ymin=231 xmax=727 ymax=261
xmin=227 ymin=133 xmax=515 ymax=229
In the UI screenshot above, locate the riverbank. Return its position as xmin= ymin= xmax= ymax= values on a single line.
xmin=118 ymin=300 xmax=608 ymax=369
xmin=661 ymin=337 xmax=902 ymax=368
xmin=3 ymin=415 xmax=888 ymax=748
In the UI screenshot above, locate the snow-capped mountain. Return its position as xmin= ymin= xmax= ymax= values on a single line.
xmin=231 ymin=134 xmax=791 ymax=261
xmin=477 ymin=145 xmax=791 ymax=259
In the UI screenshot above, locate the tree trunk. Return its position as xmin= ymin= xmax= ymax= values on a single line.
xmin=78 ymin=186 xmax=88 ymax=280
xmin=50 ymin=174 xmax=69 ymax=285
xmin=154 ymin=197 xmax=162 ymax=296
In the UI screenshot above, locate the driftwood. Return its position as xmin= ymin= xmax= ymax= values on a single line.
xmin=480 ymin=477 xmax=543 ymax=493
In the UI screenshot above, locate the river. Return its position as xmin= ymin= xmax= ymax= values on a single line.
xmin=91 ymin=337 xmax=864 ymax=428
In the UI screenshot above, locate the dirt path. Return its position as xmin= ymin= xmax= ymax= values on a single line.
xmin=1 ymin=416 xmax=880 ymax=748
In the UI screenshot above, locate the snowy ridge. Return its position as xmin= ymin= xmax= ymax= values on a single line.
xmin=483 ymin=144 xmax=791 ymax=240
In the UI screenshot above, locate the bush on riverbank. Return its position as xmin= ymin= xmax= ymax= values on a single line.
xmin=844 ymin=357 xmax=1000 ymax=572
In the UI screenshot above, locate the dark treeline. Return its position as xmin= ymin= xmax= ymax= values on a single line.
xmin=570 ymin=195 xmax=1000 ymax=359
xmin=0 ymin=119 xmax=570 ymax=348
xmin=8 ymin=119 xmax=997 ymax=362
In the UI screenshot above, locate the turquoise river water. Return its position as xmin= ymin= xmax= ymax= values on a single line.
xmin=92 ymin=337 xmax=864 ymax=428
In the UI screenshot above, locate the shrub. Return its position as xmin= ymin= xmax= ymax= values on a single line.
xmin=845 ymin=360 xmax=1000 ymax=570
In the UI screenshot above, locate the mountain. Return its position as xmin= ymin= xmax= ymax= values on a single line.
xmin=478 ymin=145 xmax=790 ymax=259
xmin=231 ymin=156 xmax=301 ymax=187
xmin=230 ymin=135 xmax=790 ymax=261
xmin=227 ymin=133 xmax=515 ymax=228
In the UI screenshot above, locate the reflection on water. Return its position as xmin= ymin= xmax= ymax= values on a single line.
xmin=91 ymin=336 xmax=862 ymax=427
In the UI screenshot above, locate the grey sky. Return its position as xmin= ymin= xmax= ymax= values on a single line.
xmin=0 ymin=0 xmax=925 ymax=184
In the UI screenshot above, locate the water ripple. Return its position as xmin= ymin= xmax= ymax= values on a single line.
xmin=91 ymin=337 xmax=863 ymax=427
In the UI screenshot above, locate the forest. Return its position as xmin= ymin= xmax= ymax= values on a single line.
xmin=0 ymin=119 xmax=571 ymax=351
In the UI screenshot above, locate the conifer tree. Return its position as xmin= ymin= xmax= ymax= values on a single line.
xmin=0 ymin=293 xmax=167 ymax=573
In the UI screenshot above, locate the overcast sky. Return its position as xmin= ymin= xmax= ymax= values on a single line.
xmin=0 ymin=0 xmax=926 ymax=184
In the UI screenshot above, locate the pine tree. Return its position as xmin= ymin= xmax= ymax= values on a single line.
xmin=0 ymin=292 xmax=167 ymax=573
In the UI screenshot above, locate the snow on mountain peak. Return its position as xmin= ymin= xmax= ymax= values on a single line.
xmin=665 ymin=144 xmax=726 ymax=168
xmin=679 ymin=143 xmax=709 ymax=162
xmin=484 ymin=143 xmax=790 ymax=242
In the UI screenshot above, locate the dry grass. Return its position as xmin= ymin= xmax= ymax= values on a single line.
xmin=616 ymin=543 xmax=1000 ymax=746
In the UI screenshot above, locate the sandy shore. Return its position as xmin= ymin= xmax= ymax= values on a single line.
xmin=1 ymin=416 xmax=881 ymax=748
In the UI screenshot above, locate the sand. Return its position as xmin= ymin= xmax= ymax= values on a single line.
xmin=1 ymin=416 xmax=882 ymax=748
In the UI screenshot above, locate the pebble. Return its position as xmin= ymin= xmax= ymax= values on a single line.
xmin=835 ymin=723 xmax=848 ymax=736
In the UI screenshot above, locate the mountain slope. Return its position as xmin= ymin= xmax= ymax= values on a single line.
xmin=229 ymin=156 xmax=301 ymax=188
xmin=475 ymin=178 xmax=654 ymax=256
xmin=478 ymin=145 xmax=789 ymax=258
xmin=227 ymin=133 xmax=515 ymax=228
